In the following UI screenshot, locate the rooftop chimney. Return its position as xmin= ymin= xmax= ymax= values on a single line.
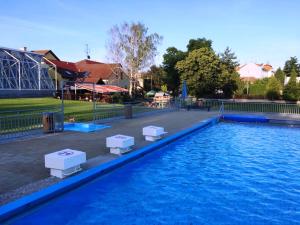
xmin=20 ymin=47 xmax=27 ymax=51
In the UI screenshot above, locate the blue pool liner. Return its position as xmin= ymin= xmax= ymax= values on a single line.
xmin=0 ymin=117 xmax=219 ymax=222
xmin=221 ymin=114 xmax=269 ymax=123
xmin=64 ymin=123 xmax=110 ymax=132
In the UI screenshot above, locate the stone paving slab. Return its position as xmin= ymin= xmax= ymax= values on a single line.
xmin=1 ymin=110 xmax=299 ymax=205
xmin=0 ymin=110 xmax=218 ymax=200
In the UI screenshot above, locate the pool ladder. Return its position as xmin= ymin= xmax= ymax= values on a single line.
xmin=219 ymin=101 xmax=224 ymax=116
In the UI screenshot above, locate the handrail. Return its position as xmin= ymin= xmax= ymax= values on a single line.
xmin=0 ymin=107 xmax=61 ymax=115
xmin=219 ymin=101 xmax=224 ymax=115
xmin=204 ymin=99 xmax=300 ymax=114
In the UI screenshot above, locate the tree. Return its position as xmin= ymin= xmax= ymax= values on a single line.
xmin=283 ymin=57 xmax=300 ymax=77
xmin=176 ymin=47 xmax=239 ymax=98
xmin=162 ymin=47 xmax=186 ymax=96
xmin=219 ymin=47 xmax=239 ymax=73
xmin=186 ymin=38 xmax=212 ymax=52
xmin=266 ymin=76 xmax=281 ymax=100
xmin=219 ymin=68 xmax=239 ymax=98
xmin=143 ymin=65 xmax=164 ymax=91
xmin=249 ymin=78 xmax=269 ymax=97
xmin=234 ymin=78 xmax=247 ymax=97
xmin=218 ymin=47 xmax=240 ymax=98
xmin=176 ymin=48 xmax=221 ymax=98
xmin=161 ymin=84 xmax=168 ymax=93
xmin=106 ymin=22 xmax=163 ymax=95
xmin=283 ymin=68 xmax=299 ymax=101
xmin=274 ymin=68 xmax=285 ymax=87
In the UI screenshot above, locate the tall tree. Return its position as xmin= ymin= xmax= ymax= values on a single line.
xmin=274 ymin=68 xmax=285 ymax=87
xmin=283 ymin=68 xmax=299 ymax=101
xmin=176 ymin=48 xmax=221 ymax=98
xmin=283 ymin=57 xmax=300 ymax=77
xmin=234 ymin=78 xmax=247 ymax=97
xmin=219 ymin=66 xmax=239 ymax=98
xmin=143 ymin=65 xmax=164 ymax=91
xmin=266 ymin=76 xmax=281 ymax=100
xmin=218 ymin=47 xmax=240 ymax=97
xmin=106 ymin=22 xmax=162 ymax=95
xmin=162 ymin=47 xmax=186 ymax=96
xmin=186 ymin=38 xmax=212 ymax=52
xmin=219 ymin=47 xmax=239 ymax=73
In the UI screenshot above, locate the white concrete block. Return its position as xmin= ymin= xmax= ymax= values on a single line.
xmin=143 ymin=126 xmax=167 ymax=141
xmin=45 ymin=149 xmax=86 ymax=178
xmin=106 ymin=135 xmax=134 ymax=155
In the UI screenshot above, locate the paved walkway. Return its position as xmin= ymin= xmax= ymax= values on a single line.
xmin=1 ymin=110 xmax=299 ymax=205
xmin=0 ymin=110 xmax=218 ymax=197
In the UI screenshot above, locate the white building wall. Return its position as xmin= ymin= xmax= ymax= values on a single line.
xmin=238 ymin=63 xmax=273 ymax=79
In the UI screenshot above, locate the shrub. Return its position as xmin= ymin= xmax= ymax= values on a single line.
xmin=266 ymin=76 xmax=281 ymax=100
xmin=283 ymin=69 xmax=299 ymax=101
xmin=248 ymin=78 xmax=268 ymax=97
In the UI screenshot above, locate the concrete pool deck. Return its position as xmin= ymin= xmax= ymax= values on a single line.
xmin=0 ymin=110 xmax=219 ymax=205
xmin=1 ymin=110 xmax=299 ymax=206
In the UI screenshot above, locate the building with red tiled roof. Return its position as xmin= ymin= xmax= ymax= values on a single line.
xmin=33 ymin=49 xmax=129 ymax=90
xmin=48 ymin=60 xmax=88 ymax=81
xmin=31 ymin=50 xmax=60 ymax=61
xmin=75 ymin=59 xmax=129 ymax=88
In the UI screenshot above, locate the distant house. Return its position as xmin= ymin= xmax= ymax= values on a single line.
xmin=32 ymin=50 xmax=129 ymax=90
xmin=47 ymin=60 xmax=89 ymax=89
xmin=236 ymin=63 xmax=274 ymax=82
xmin=75 ymin=59 xmax=129 ymax=89
xmin=32 ymin=50 xmax=60 ymax=61
xmin=32 ymin=50 xmax=88 ymax=90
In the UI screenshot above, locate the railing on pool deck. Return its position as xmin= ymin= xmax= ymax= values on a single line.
xmin=94 ymin=104 xmax=125 ymax=121
xmin=0 ymin=108 xmax=63 ymax=142
xmin=0 ymin=101 xmax=177 ymax=142
xmin=94 ymin=101 xmax=178 ymax=122
xmin=204 ymin=100 xmax=300 ymax=114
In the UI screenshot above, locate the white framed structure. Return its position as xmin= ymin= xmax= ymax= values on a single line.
xmin=0 ymin=47 xmax=54 ymax=90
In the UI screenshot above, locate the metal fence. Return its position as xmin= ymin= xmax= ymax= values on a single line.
xmin=0 ymin=108 xmax=63 ymax=142
xmin=94 ymin=104 xmax=125 ymax=121
xmin=94 ymin=101 xmax=178 ymax=122
xmin=203 ymin=100 xmax=300 ymax=114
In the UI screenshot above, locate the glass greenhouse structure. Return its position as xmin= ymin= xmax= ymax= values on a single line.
xmin=0 ymin=47 xmax=54 ymax=90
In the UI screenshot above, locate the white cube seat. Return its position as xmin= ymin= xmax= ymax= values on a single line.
xmin=45 ymin=149 xmax=86 ymax=178
xmin=143 ymin=126 xmax=167 ymax=141
xmin=106 ymin=134 xmax=134 ymax=155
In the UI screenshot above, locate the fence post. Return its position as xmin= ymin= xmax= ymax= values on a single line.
xmin=93 ymin=82 xmax=96 ymax=123
xmin=124 ymin=104 xmax=133 ymax=119
xmin=61 ymin=81 xmax=64 ymax=131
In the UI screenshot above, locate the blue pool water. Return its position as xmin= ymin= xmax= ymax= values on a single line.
xmin=64 ymin=123 xmax=110 ymax=132
xmin=9 ymin=123 xmax=300 ymax=224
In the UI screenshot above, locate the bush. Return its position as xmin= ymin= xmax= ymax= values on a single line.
xmin=248 ymin=78 xmax=268 ymax=97
xmin=266 ymin=76 xmax=281 ymax=100
xmin=111 ymin=93 xmax=130 ymax=103
xmin=283 ymin=69 xmax=299 ymax=101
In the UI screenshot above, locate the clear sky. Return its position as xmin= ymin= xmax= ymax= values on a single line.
xmin=0 ymin=0 xmax=299 ymax=69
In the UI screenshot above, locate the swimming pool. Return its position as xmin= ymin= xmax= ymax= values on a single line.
xmin=6 ymin=122 xmax=300 ymax=224
xmin=64 ymin=123 xmax=110 ymax=132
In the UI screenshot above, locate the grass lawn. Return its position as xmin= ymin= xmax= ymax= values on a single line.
xmin=0 ymin=98 xmax=160 ymax=134
xmin=0 ymin=98 xmax=124 ymax=133
xmin=0 ymin=97 xmax=125 ymax=121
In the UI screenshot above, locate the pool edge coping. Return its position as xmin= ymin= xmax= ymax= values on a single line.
xmin=0 ymin=116 xmax=220 ymax=222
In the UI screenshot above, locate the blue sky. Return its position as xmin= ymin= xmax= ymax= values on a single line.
xmin=0 ymin=0 xmax=299 ymax=69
